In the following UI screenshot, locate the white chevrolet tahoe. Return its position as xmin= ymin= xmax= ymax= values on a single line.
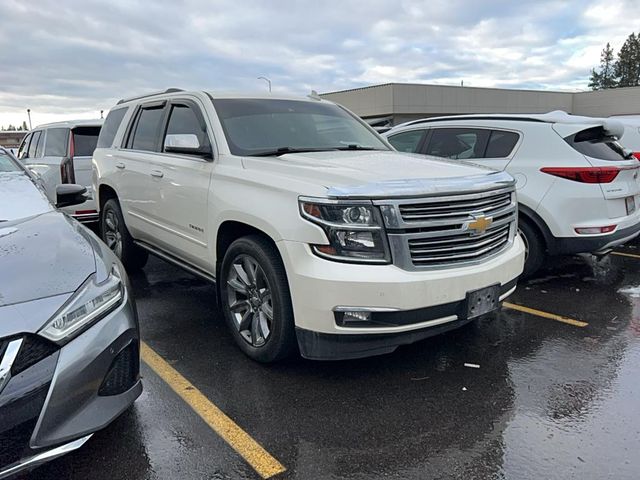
xmin=93 ymin=89 xmax=525 ymax=362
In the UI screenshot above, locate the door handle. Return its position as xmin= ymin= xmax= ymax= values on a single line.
xmin=115 ymin=162 xmax=125 ymax=169
xmin=150 ymin=170 xmax=164 ymax=178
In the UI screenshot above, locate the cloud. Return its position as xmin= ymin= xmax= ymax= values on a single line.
xmin=0 ymin=0 xmax=638 ymax=126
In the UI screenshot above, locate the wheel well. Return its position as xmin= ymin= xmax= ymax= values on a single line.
xmin=98 ymin=184 xmax=118 ymax=211
xmin=518 ymin=204 xmax=550 ymax=252
xmin=216 ymin=221 xmax=276 ymax=266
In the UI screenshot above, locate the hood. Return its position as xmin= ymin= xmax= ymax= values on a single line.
xmin=241 ymin=150 xmax=501 ymax=197
xmin=0 ymin=172 xmax=53 ymax=222
xmin=0 ymin=211 xmax=96 ymax=309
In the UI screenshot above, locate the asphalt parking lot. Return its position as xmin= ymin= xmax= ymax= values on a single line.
xmin=25 ymin=244 xmax=640 ymax=479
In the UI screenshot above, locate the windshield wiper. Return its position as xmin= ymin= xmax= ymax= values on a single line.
xmin=332 ymin=144 xmax=382 ymax=151
xmin=249 ymin=147 xmax=336 ymax=157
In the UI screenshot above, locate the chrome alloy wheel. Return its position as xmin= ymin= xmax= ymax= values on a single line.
xmin=226 ymin=254 xmax=273 ymax=347
xmin=103 ymin=209 xmax=123 ymax=258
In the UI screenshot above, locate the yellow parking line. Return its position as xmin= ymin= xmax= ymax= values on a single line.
xmin=503 ymin=302 xmax=588 ymax=328
xmin=140 ymin=342 xmax=286 ymax=479
xmin=611 ymin=251 xmax=640 ymax=260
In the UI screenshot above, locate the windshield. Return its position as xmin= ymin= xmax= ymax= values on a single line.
xmin=212 ymin=98 xmax=389 ymax=156
xmin=0 ymin=150 xmax=21 ymax=173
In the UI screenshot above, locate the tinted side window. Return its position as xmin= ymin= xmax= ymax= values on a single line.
xmin=35 ymin=132 xmax=45 ymax=157
xmin=387 ymin=129 xmax=426 ymax=153
xmin=27 ymin=131 xmax=42 ymax=158
xmin=18 ymin=133 xmax=31 ymax=159
xmin=97 ymin=108 xmax=127 ymax=148
xmin=485 ymin=130 xmax=519 ymax=158
xmin=129 ymin=106 xmax=165 ymax=152
xmin=72 ymin=127 xmax=101 ymax=156
xmin=163 ymin=104 xmax=207 ymax=150
xmin=44 ymin=128 xmax=69 ymax=156
xmin=425 ymin=128 xmax=490 ymax=159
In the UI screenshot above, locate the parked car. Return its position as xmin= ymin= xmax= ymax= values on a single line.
xmin=17 ymin=120 xmax=103 ymax=223
xmin=609 ymin=116 xmax=640 ymax=157
xmin=93 ymin=89 xmax=524 ymax=362
xmin=384 ymin=111 xmax=640 ymax=276
xmin=0 ymin=147 xmax=141 ymax=478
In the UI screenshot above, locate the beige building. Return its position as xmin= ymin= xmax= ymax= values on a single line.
xmin=320 ymin=83 xmax=640 ymax=128
xmin=0 ymin=131 xmax=27 ymax=149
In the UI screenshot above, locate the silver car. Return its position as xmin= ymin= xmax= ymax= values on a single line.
xmin=0 ymin=147 xmax=142 ymax=478
xmin=17 ymin=119 xmax=103 ymax=224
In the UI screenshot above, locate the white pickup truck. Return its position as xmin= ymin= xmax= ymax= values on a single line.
xmin=93 ymin=89 xmax=525 ymax=362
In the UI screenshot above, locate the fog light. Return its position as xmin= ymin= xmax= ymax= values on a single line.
xmin=575 ymin=225 xmax=616 ymax=234
xmin=343 ymin=311 xmax=372 ymax=323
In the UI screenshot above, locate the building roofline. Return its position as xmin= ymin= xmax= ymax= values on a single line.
xmin=321 ymin=82 xmax=580 ymax=96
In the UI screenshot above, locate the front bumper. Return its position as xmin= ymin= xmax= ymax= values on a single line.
xmin=0 ymin=290 xmax=141 ymax=479
xmin=278 ymin=236 xmax=524 ymax=359
xmin=297 ymin=279 xmax=517 ymax=360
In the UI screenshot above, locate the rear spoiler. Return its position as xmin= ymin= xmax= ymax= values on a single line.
xmin=543 ymin=111 xmax=625 ymax=140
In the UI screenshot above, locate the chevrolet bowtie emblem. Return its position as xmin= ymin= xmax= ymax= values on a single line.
xmin=467 ymin=215 xmax=493 ymax=235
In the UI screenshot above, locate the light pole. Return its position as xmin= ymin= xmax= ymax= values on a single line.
xmin=26 ymin=109 xmax=32 ymax=130
xmin=257 ymin=76 xmax=272 ymax=92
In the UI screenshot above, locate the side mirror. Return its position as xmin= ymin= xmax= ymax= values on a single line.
xmin=56 ymin=184 xmax=87 ymax=208
xmin=164 ymin=134 xmax=212 ymax=158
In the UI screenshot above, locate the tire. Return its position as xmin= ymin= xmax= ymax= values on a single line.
xmin=101 ymin=198 xmax=148 ymax=271
xmin=219 ymin=235 xmax=296 ymax=362
xmin=518 ymin=219 xmax=545 ymax=278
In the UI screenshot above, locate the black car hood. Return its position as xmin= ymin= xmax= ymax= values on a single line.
xmin=0 ymin=211 xmax=96 ymax=308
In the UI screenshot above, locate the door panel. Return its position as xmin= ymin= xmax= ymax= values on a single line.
xmin=148 ymin=100 xmax=213 ymax=270
xmin=149 ymin=154 xmax=212 ymax=269
xmin=115 ymin=102 xmax=167 ymax=240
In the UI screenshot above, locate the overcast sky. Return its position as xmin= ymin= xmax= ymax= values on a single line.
xmin=0 ymin=0 xmax=637 ymax=127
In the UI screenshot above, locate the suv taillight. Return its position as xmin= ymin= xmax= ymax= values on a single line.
xmin=540 ymin=167 xmax=620 ymax=184
xmin=60 ymin=132 xmax=76 ymax=184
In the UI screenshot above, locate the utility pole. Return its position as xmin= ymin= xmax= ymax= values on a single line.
xmin=257 ymin=76 xmax=272 ymax=92
xmin=26 ymin=109 xmax=32 ymax=130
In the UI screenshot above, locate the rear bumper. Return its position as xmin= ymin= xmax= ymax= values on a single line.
xmin=61 ymin=194 xmax=98 ymax=224
xmin=551 ymin=222 xmax=640 ymax=255
xmin=71 ymin=212 xmax=99 ymax=224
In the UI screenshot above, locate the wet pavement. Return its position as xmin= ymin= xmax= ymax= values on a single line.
xmin=27 ymin=245 xmax=640 ymax=479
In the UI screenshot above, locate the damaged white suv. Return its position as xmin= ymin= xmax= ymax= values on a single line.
xmin=93 ymin=90 xmax=525 ymax=362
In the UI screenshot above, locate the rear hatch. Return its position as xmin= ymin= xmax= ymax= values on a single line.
xmin=70 ymin=126 xmax=101 ymax=189
xmin=553 ymin=124 xmax=640 ymax=212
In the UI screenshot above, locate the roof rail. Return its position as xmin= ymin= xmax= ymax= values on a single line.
xmin=116 ymin=88 xmax=184 ymax=105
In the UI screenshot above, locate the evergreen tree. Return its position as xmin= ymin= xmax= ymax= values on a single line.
xmin=21 ymin=121 xmax=28 ymax=131
xmin=589 ymin=42 xmax=618 ymax=89
xmin=616 ymin=33 xmax=640 ymax=87
xmin=7 ymin=124 xmax=16 ymax=131
xmin=588 ymin=68 xmax=602 ymax=90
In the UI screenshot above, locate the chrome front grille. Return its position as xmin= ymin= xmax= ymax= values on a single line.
xmin=408 ymin=223 xmax=511 ymax=267
xmin=379 ymin=186 xmax=517 ymax=270
xmin=399 ymin=190 xmax=512 ymax=223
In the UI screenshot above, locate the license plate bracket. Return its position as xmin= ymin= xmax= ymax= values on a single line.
xmin=466 ymin=284 xmax=500 ymax=319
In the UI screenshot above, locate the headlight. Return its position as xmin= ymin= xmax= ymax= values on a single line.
xmin=40 ymin=265 xmax=124 ymax=344
xmin=299 ymin=198 xmax=391 ymax=264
